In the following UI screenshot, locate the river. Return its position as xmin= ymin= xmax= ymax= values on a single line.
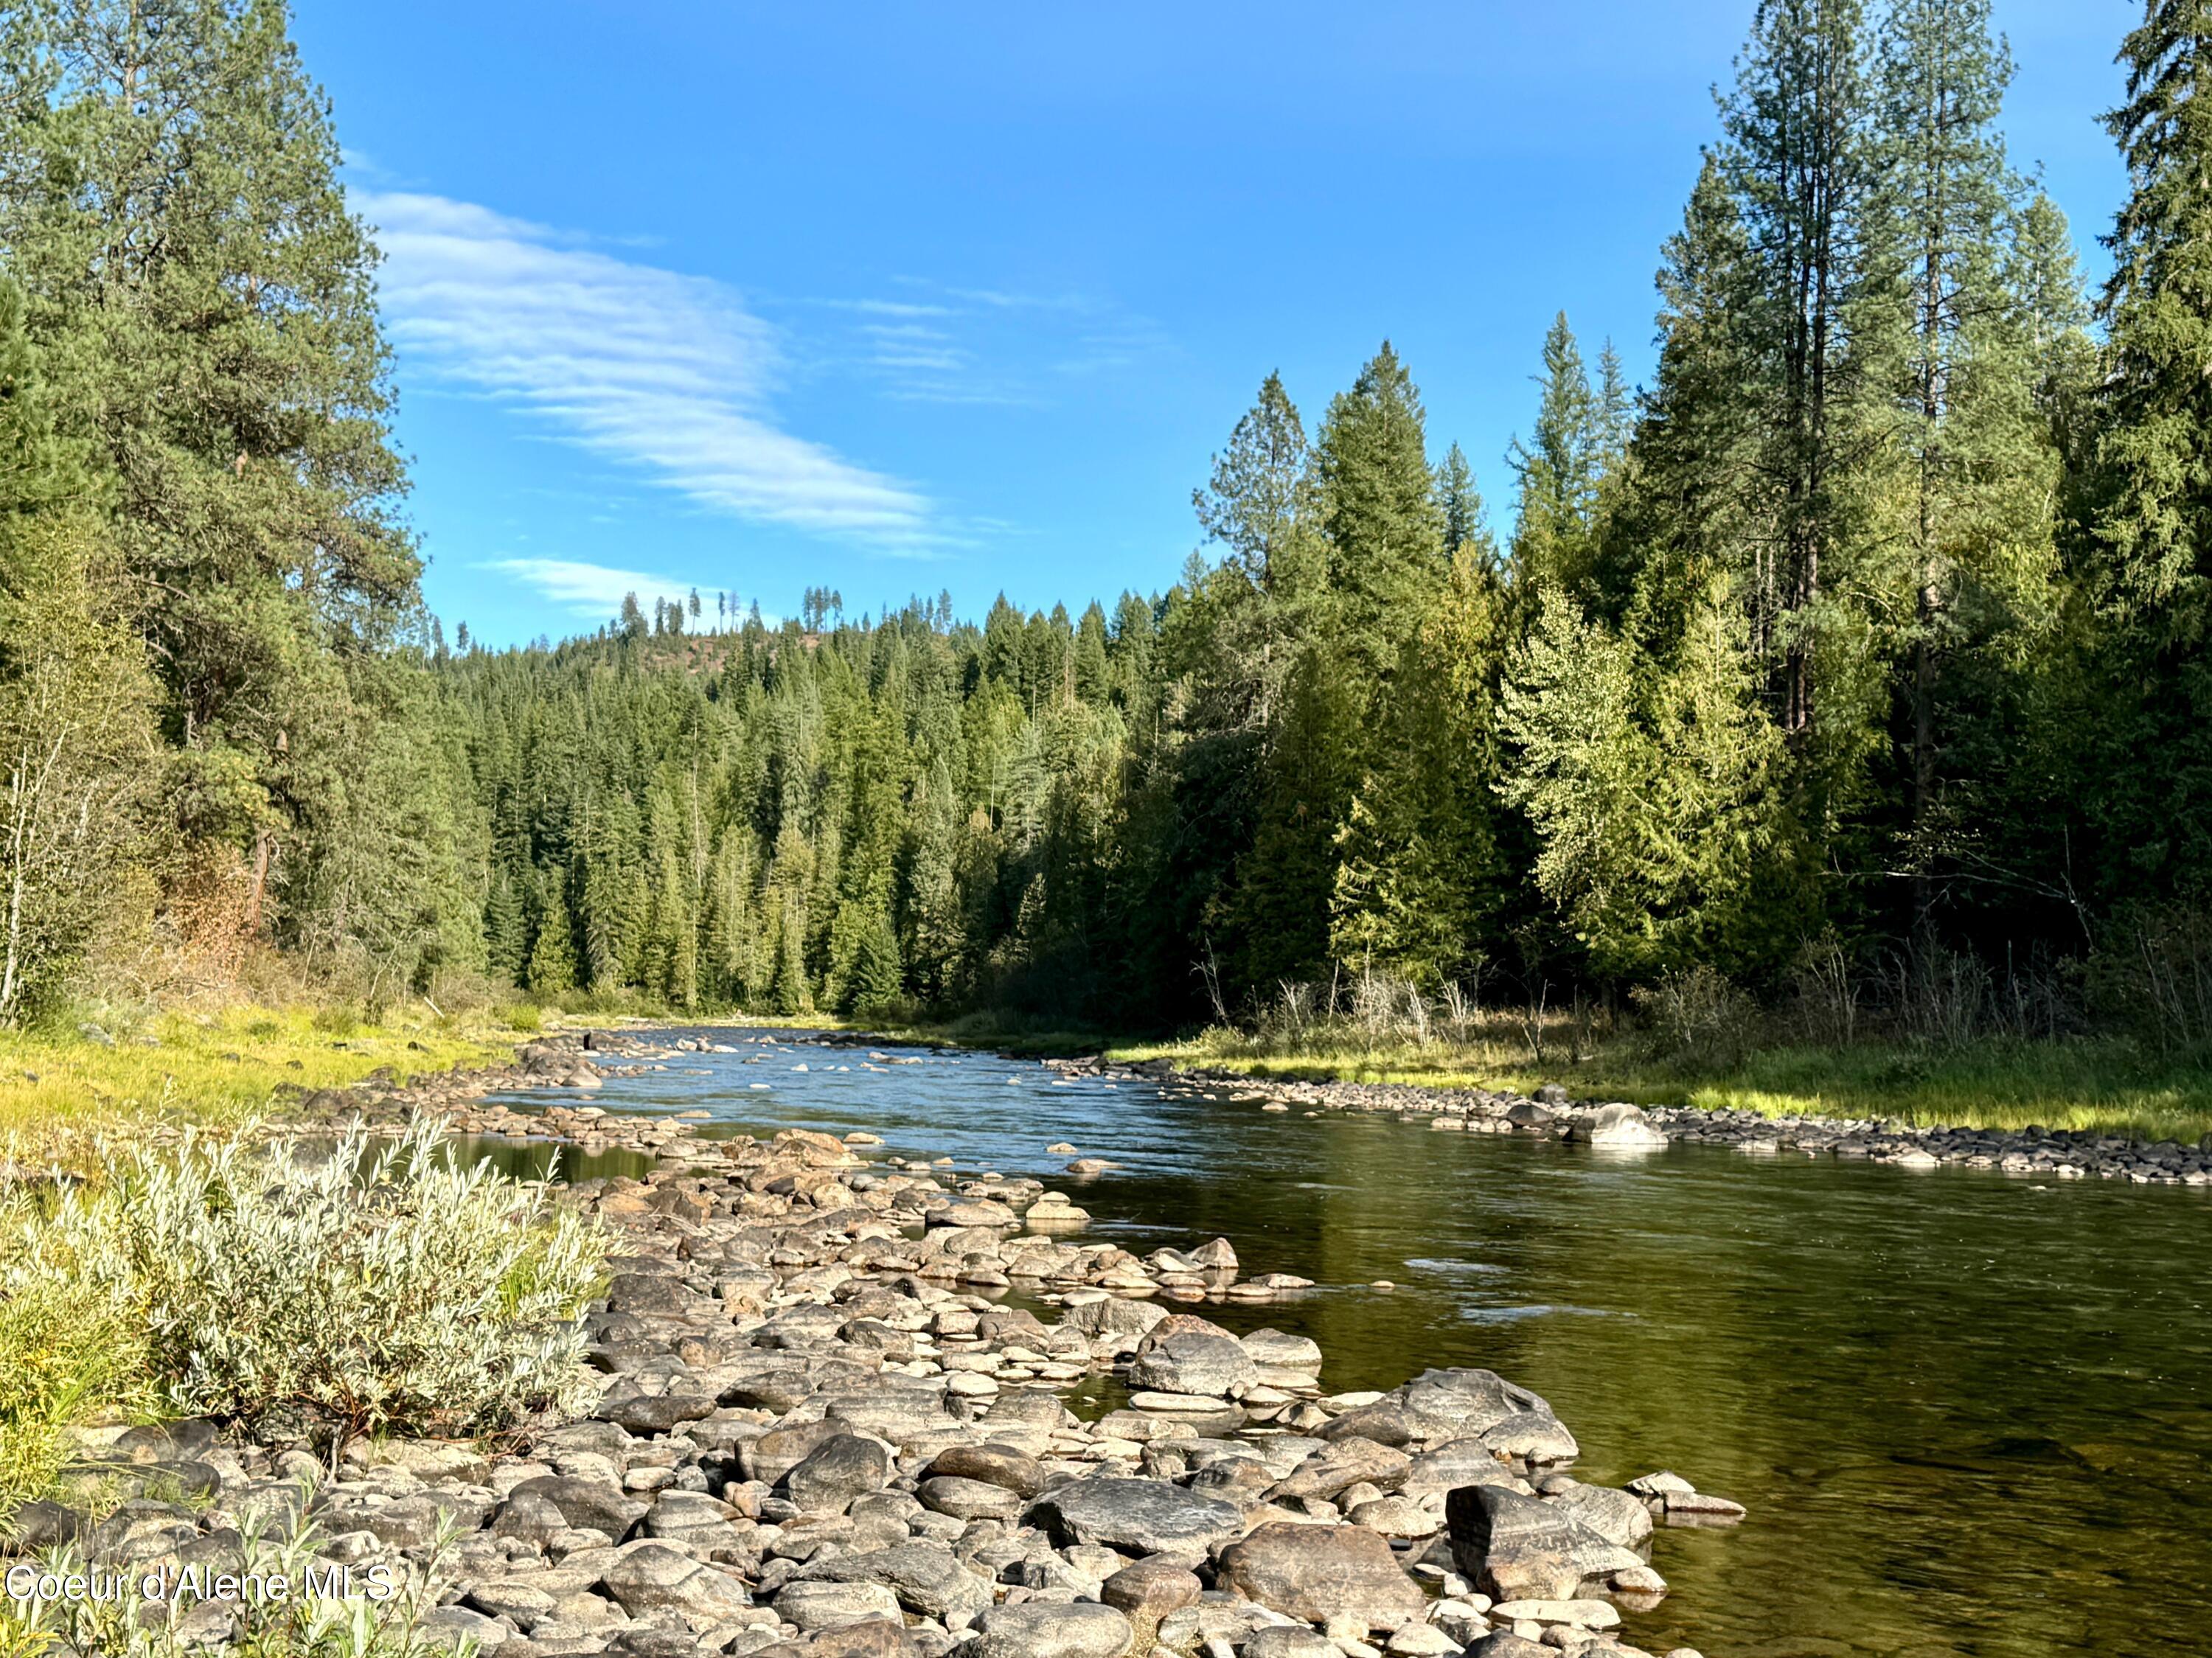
xmin=461 ymin=1028 xmax=2211 ymax=1657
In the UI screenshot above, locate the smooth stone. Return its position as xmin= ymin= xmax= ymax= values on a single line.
xmin=961 ymin=1602 xmax=1134 ymax=1658
xmin=1026 ymin=1477 xmax=1245 ymax=1557
xmin=1215 ymin=1521 xmax=1427 ymax=1630
xmin=773 ymin=1580 xmax=903 ymax=1631
xmin=1489 ymin=1598 xmax=1620 ymax=1629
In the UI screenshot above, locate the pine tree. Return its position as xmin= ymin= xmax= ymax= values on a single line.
xmin=1719 ymin=0 xmax=1883 ymax=744
xmin=1874 ymin=0 xmax=2059 ymax=932
xmin=1433 ymin=442 xmax=1494 ymax=563
xmin=525 ymin=866 xmax=577 ymax=997
xmin=484 ymin=867 xmax=527 ymax=985
xmin=2098 ymin=0 xmax=2212 ymax=644
xmin=1329 ymin=548 xmax=1507 ymax=985
xmin=1 ymin=0 xmax=422 ymax=953
xmin=1194 ymin=371 xmax=1319 ymax=596
xmin=1499 ymin=585 xmax=1788 ymax=980
xmin=2084 ymin=0 xmax=2212 ymax=905
xmin=1315 ymin=343 xmax=1447 ymax=683
xmin=1606 ymin=156 xmax=1760 ymax=639
xmin=1229 ymin=641 xmax=1358 ymax=992
xmin=1509 ymin=314 xmax=1608 ymax=601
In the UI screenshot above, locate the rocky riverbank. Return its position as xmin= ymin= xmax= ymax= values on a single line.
xmin=1086 ymin=1059 xmax=2212 ymax=1186
xmin=18 ymin=1029 xmax=1742 ymax=1658
xmin=240 ymin=1020 xmax=2212 ymax=1188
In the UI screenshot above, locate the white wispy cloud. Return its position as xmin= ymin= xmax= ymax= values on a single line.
xmin=801 ymin=279 xmax=1173 ymax=408
xmin=484 ymin=557 xmax=695 ymax=618
xmin=362 ymin=191 xmax=931 ymax=544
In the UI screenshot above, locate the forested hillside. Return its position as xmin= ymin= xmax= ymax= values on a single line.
xmin=4 ymin=0 xmax=2211 ymax=1049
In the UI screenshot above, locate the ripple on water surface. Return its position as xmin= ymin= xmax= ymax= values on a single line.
xmin=465 ymin=1028 xmax=2211 ymax=1658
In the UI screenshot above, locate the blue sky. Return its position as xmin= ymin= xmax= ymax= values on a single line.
xmin=298 ymin=0 xmax=2133 ymax=646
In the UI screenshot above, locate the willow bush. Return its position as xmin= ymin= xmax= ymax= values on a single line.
xmin=12 ymin=1122 xmax=605 ymax=1452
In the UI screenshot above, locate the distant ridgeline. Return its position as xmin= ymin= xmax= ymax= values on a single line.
xmin=1 ymin=0 xmax=2211 ymax=1035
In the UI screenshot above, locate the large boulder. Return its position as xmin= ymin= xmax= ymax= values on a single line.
xmin=781 ymin=1435 xmax=892 ymax=1514
xmin=773 ymin=1579 xmax=903 ymax=1631
xmin=796 ymin=1544 xmax=992 ymax=1625
xmin=962 ymin=1603 xmax=1135 ymax=1658
xmin=1100 ymin=1558 xmax=1201 ymax=1647
xmin=1577 ymin=1102 xmax=1668 ymax=1149
xmin=1026 ymin=1477 xmax=1245 ymax=1557
xmin=1446 ymin=1486 xmax=1640 ymax=1600
xmin=1550 ymin=1483 xmax=1652 ymax=1548
xmin=506 ymin=1475 xmax=645 ymax=1540
xmin=599 ymin=1544 xmax=753 ymax=1623
xmin=1321 ymin=1368 xmax=1551 ymax=1448
xmin=1214 ymin=1521 xmax=1426 ymax=1630
xmin=1128 ymin=1331 xmax=1259 ymax=1398
xmin=1270 ymin=1438 xmax=1411 ymax=1502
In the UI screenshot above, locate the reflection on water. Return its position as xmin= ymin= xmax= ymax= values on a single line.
xmin=476 ymin=1028 xmax=2210 ymax=1657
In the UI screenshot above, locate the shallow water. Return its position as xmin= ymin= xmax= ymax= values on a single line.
xmin=465 ymin=1031 xmax=2210 ymax=1657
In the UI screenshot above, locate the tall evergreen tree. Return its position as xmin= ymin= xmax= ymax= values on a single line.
xmin=1509 ymin=314 xmax=1609 ymax=602
xmin=2099 ymin=0 xmax=2212 ymax=644
xmin=1874 ymin=0 xmax=2059 ymax=933
xmin=1719 ymin=0 xmax=1884 ymax=747
xmin=1315 ymin=342 xmax=1446 ymax=683
xmin=2086 ymin=0 xmax=2212 ymax=907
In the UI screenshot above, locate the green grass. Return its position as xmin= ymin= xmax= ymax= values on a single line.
xmin=0 ymin=1001 xmax=535 ymax=1162
xmin=1103 ymin=1025 xmax=2212 ymax=1140
xmin=0 ymin=1276 xmax=152 ymax=1514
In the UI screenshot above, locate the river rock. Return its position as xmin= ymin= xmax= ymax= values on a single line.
xmin=782 ymin=1434 xmax=892 ymax=1514
xmin=1324 ymin=1368 xmax=1551 ymax=1447
xmin=1099 ymin=1556 xmax=1202 ymax=1644
xmin=1479 ymin=1410 xmax=1579 ymax=1466
xmin=1467 ymin=1634 xmax=1552 ymax=1657
xmin=796 ymin=1544 xmax=991 ymax=1625
xmin=919 ymin=1443 xmax=1047 ymax=1498
xmin=916 ymin=1474 xmax=1022 ymax=1521
xmin=1061 ymin=1295 xmax=1169 ymax=1351
xmin=1490 ymin=1598 xmax=1621 ymax=1629
xmin=1243 ymin=1631 xmax=1342 ymax=1657
xmin=1447 ymin=1485 xmax=1583 ymax=1600
xmin=961 ymin=1602 xmax=1134 ymax=1657
xmin=1026 ymin=1476 xmax=1245 ymax=1556
xmin=1215 ymin=1520 xmax=1427 ymax=1629
xmin=1579 ymin=1102 xmax=1668 ymax=1149
xmin=1240 ymin=1328 xmax=1325 ymax=1373
xmin=1271 ymin=1438 xmax=1413 ymax=1501
xmin=507 ymin=1475 xmax=645 ymax=1540
xmin=1129 ymin=1331 xmax=1259 ymax=1397
xmin=600 ymin=1544 xmax=753 ymax=1622
xmin=1663 ymin=1488 xmax=1748 ymax=1524
xmin=773 ymin=1579 xmax=903 ymax=1631
xmin=1551 ymin=1483 xmax=1652 ymax=1547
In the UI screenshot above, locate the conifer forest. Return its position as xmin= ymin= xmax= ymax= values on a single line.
xmin=4 ymin=0 xmax=2211 ymax=1057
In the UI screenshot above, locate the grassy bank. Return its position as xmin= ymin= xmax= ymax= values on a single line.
xmin=849 ymin=1003 xmax=2211 ymax=1140
xmin=0 ymin=1001 xmax=535 ymax=1160
xmin=1097 ymin=1025 xmax=2212 ymax=1140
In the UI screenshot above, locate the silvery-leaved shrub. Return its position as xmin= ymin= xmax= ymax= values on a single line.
xmin=16 ymin=1120 xmax=605 ymax=1449
xmin=0 ymin=1511 xmax=476 ymax=1657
